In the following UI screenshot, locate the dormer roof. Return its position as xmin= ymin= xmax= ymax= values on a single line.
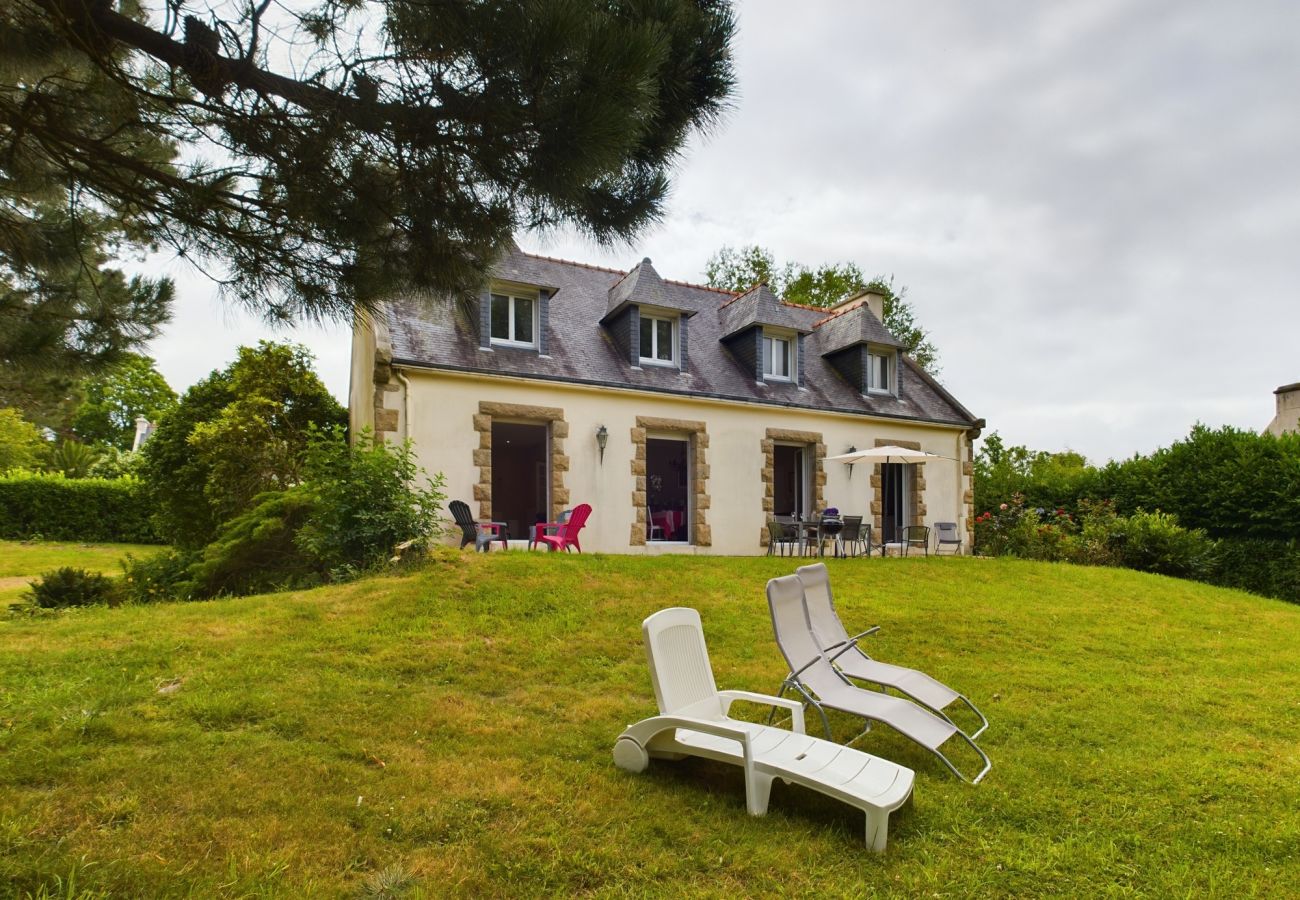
xmin=383 ymin=247 xmax=981 ymax=429
xmin=603 ymin=258 xmax=696 ymax=321
xmin=815 ymin=299 xmax=907 ymax=355
xmin=718 ymin=283 xmax=811 ymax=340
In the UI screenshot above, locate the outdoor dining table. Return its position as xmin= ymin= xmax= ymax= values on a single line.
xmin=797 ymin=519 xmax=845 ymax=558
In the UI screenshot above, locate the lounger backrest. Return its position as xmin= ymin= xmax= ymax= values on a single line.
xmin=794 ymin=563 xmax=852 ymax=651
xmin=641 ymin=607 xmax=724 ymax=720
xmin=765 ymin=575 xmax=850 ymax=697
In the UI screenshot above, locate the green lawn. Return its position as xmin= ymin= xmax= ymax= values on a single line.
xmin=0 ymin=541 xmax=163 ymax=607
xmin=1 ymin=553 xmax=1297 ymax=897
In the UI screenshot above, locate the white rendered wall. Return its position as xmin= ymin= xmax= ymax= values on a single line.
xmin=399 ymin=367 xmax=970 ymax=555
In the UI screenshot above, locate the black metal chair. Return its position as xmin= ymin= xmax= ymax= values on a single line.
xmin=449 ymin=500 xmax=507 ymax=552
xmin=837 ymin=516 xmax=870 ymax=558
xmin=934 ymin=521 xmax=961 ymax=555
xmin=901 ymin=525 xmax=931 ymax=556
xmin=767 ymin=520 xmax=801 ymax=557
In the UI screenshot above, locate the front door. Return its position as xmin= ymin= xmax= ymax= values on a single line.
xmin=773 ymin=444 xmax=811 ymax=519
xmin=881 ymin=462 xmax=910 ymax=543
xmin=491 ymin=421 xmax=549 ymax=540
xmin=646 ymin=436 xmax=690 ymax=542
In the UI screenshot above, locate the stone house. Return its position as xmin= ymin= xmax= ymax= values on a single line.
xmin=349 ymin=245 xmax=984 ymax=554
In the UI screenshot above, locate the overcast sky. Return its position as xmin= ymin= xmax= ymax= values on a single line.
xmin=144 ymin=1 xmax=1300 ymax=462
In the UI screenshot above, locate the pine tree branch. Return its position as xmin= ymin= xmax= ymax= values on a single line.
xmin=36 ymin=0 xmax=458 ymax=133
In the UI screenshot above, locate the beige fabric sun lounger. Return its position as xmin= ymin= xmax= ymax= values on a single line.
xmin=613 ymin=607 xmax=915 ymax=850
xmin=796 ymin=563 xmax=989 ymax=739
xmin=766 ymin=575 xmax=991 ymax=784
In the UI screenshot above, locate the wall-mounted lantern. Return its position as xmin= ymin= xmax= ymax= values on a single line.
xmin=596 ymin=425 xmax=609 ymax=464
xmin=846 ymin=444 xmax=858 ymax=480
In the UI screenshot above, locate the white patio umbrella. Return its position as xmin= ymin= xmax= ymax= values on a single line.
xmin=823 ymin=445 xmax=952 ymax=465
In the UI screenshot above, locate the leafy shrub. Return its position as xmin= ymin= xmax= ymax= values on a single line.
xmin=296 ymin=427 xmax=445 ymax=573
xmin=87 ymin=445 xmax=142 ymax=480
xmin=119 ymin=549 xmax=199 ymax=604
xmin=25 ymin=567 xmax=120 ymax=608
xmin=973 ymin=495 xmax=1077 ymax=562
xmin=0 ymin=472 xmax=160 ymax=542
xmin=166 ymin=429 xmax=446 ymax=600
xmin=1110 ymin=510 xmax=1214 ymax=579
xmin=975 ymin=497 xmax=1216 ymax=581
xmin=181 ymin=489 xmax=322 ymax=598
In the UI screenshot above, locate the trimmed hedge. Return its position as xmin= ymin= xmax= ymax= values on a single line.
xmin=0 ymin=473 xmax=161 ymax=543
xmin=1210 ymin=538 xmax=1300 ymax=604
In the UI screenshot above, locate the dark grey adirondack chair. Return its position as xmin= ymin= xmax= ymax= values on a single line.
xmin=449 ymin=500 xmax=507 ymax=552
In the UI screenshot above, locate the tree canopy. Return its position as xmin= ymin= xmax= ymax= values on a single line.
xmin=0 ymin=408 xmax=47 ymax=471
xmin=703 ymin=245 xmax=941 ymax=373
xmin=71 ymin=353 xmax=177 ymax=449
xmin=1 ymin=0 xmax=176 ymax=412
xmin=139 ymin=341 xmax=345 ymax=548
xmin=4 ymin=0 xmax=737 ymax=328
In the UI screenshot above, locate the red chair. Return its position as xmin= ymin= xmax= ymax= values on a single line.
xmin=536 ymin=503 xmax=591 ymax=553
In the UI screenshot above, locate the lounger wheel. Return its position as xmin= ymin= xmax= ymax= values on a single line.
xmin=613 ymin=737 xmax=650 ymax=773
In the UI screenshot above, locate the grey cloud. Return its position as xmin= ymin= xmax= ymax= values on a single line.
xmin=145 ymin=1 xmax=1299 ymax=462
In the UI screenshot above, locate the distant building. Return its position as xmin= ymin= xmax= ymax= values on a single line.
xmin=132 ymin=416 xmax=155 ymax=452
xmin=1265 ymin=383 xmax=1300 ymax=437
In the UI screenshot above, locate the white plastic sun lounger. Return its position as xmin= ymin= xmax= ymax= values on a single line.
xmin=766 ymin=575 xmax=992 ymax=784
xmin=613 ymin=607 xmax=915 ymax=851
xmin=796 ymin=563 xmax=989 ymax=739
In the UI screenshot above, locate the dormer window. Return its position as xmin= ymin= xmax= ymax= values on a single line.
xmin=490 ymin=291 xmax=537 ymax=348
xmin=763 ymin=332 xmax=794 ymax=382
xmin=867 ymin=350 xmax=894 ymax=393
xmin=638 ymin=311 xmax=678 ymax=367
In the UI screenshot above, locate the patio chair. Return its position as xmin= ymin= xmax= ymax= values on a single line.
xmin=795 ymin=563 xmax=988 ymax=739
xmin=536 ymin=503 xmax=591 ymax=552
xmin=766 ymin=520 xmax=801 ymax=557
xmin=884 ymin=525 xmax=930 ymax=557
xmin=613 ymin=607 xmax=915 ymax=851
xmin=837 ymin=516 xmax=870 ymax=558
xmin=765 ymin=574 xmax=991 ymax=784
xmin=647 ymin=507 xmax=665 ymax=542
xmin=934 ymin=522 xmax=961 ymax=555
xmin=530 ymin=509 xmax=571 ymax=550
xmin=448 ymin=500 xmax=508 ymax=552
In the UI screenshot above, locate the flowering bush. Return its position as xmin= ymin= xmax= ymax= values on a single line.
xmin=975 ymin=494 xmax=1213 ymax=578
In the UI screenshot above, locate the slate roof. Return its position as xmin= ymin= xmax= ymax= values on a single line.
xmin=815 ymin=298 xmax=907 ymax=354
xmin=718 ymin=283 xmax=811 ymax=338
xmin=384 ymin=245 xmax=980 ymax=428
xmin=603 ymin=258 xmax=695 ymax=320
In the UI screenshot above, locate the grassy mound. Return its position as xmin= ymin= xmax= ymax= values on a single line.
xmin=1 ymin=553 xmax=1297 ymax=896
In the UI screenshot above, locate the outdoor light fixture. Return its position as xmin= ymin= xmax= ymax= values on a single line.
xmin=846 ymin=444 xmax=858 ymax=479
xmin=596 ymin=424 xmax=609 ymax=464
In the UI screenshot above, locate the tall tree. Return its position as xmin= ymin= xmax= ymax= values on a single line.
xmin=703 ymin=245 xmax=941 ymax=373
xmin=139 ymin=341 xmax=346 ymax=548
xmin=4 ymin=0 xmax=737 ymax=326
xmin=2 ymin=0 xmax=176 ymax=420
xmin=71 ymin=353 xmax=177 ymax=449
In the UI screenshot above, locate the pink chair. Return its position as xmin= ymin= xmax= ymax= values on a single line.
xmin=536 ymin=503 xmax=591 ymax=553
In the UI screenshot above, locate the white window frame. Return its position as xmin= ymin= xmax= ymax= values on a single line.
xmin=762 ymin=331 xmax=795 ymax=382
xmin=489 ymin=290 xmax=539 ymax=349
xmin=638 ymin=311 xmax=679 ymax=368
xmin=867 ymin=349 xmax=894 ymax=394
